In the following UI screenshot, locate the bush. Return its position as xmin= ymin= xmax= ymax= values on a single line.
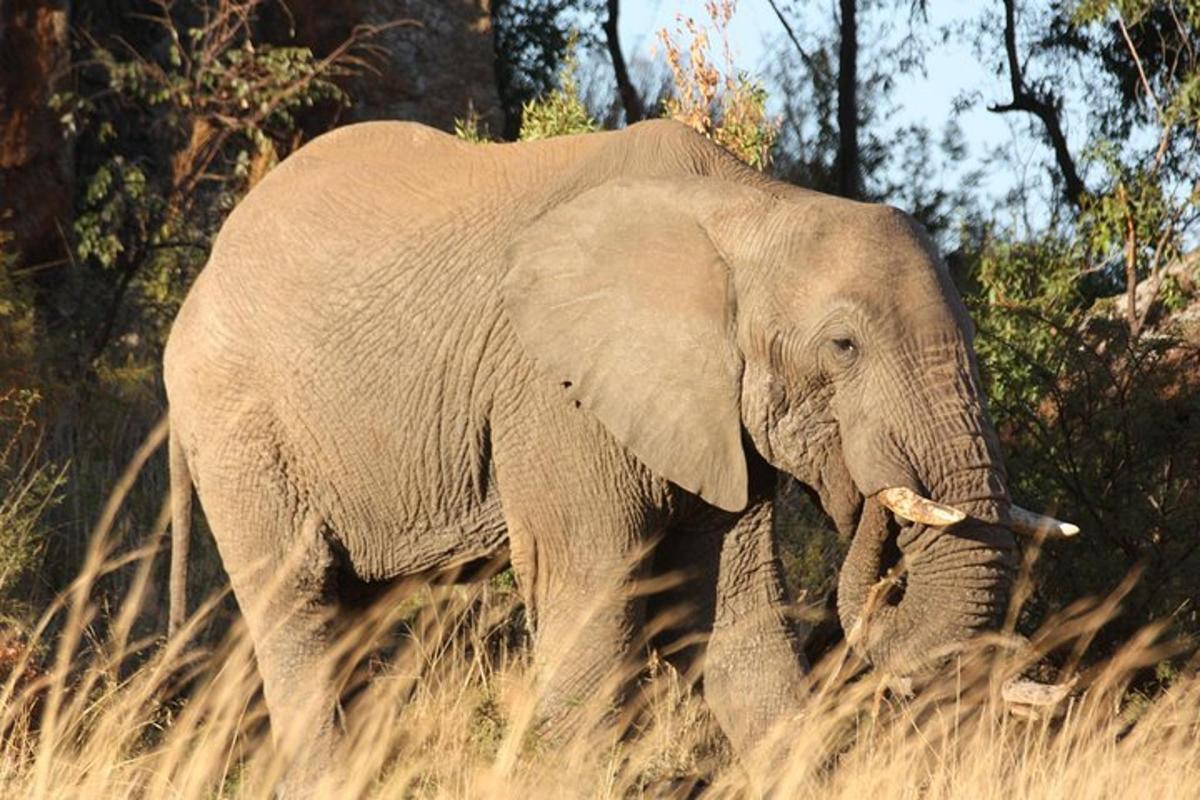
xmin=0 ymin=390 xmax=64 ymax=615
xmin=655 ymin=0 xmax=779 ymax=169
xmin=964 ymin=228 xmax=1200 ymax=654
xmin=0 ymin=0 xmax=379 ymax=619
xmin=517 ymin=33 xmax=597 ymax=141
xmin=52 ymin=0 xmax=363 ymax=363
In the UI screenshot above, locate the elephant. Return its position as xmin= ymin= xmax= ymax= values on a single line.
xmin=163 ymin=118 xmax=1075 ymax=796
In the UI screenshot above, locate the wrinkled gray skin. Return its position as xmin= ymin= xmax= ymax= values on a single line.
xmin=164 ymin=120 xmax=1017 ymax=796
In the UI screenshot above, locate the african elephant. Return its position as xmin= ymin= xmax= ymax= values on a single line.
xmin=163 ymin=119 xmax=1074 ymax=796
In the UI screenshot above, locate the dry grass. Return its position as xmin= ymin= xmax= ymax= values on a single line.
xmin=2 ymin=441 xmax=1197 ymax=799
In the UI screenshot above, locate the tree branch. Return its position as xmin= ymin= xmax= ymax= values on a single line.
xmin=1115 ymin=11 xmax=1173 ymax=171
xmin=765 ymin=0 xmax=815 ymax=69
xmin=988 ymin=0 xmax=1086 ymax=209
xmin=603 ymin=0 xmax=644 ymax=124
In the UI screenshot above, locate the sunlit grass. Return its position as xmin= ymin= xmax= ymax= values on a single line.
xmin=1 ymin=433 xmax=1196 ymax=799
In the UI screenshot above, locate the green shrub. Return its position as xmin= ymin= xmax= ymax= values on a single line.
xmin=517 ymin=32 xmax=597 ymax=141
xmin=0 ymin=230 xmax=36 ymax=384
xmin=53 ymin=0 xmax=357 ymax=361
xmin=454 ymin=103 xmax=494 ymax=144
xmin=7 ymin=0 xmax=373 ymax=616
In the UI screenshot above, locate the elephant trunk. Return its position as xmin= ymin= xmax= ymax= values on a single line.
xmin=833 ymin=332 xmax=1025 ymax=673
xmin=837 ymin=457 xmax=1018 ymax=673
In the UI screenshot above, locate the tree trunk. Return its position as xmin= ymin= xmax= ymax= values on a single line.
xmin=0 ymin=0 xmax=73 ymax=276
xmin=603 ymin=0 xmax=644 ymax=124
xmin=835 ymin=0 xmax=859 ymax=199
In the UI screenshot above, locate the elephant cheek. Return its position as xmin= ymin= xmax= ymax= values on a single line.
xmin=837 ymin=418 xmax=919 ymax=501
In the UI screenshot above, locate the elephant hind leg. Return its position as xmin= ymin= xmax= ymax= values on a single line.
xmin=223 ymin=511 xmax=345 ymax=800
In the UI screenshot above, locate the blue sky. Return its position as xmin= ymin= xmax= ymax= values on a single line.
xmin=612 ymin=1 xmax=1080 ymax=226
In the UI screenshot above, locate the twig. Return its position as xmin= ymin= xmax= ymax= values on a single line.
xmin=1116 ymin=13 xmax=1163 ymax=121
xmin=1115 ymin=12 xmax=1174 ymax=171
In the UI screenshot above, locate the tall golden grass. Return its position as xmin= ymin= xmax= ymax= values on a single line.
xmin=2 ymin=430 xmax=1197 ymax=799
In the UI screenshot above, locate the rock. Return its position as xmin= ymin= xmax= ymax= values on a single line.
xmin=269 ymin=0 xmax=503 ymax=135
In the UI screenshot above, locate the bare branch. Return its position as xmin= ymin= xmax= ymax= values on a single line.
xmin=988 ymin=0 xmax=1086 ymax=209
xmin=1115 ymin=12 xmax=1174 ymax=172
xmin=765 ymin=0 xmax=815 ymax=69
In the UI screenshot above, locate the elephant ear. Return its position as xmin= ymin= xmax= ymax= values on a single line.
xmin=502 ymin=178 xmax=748 ymax=512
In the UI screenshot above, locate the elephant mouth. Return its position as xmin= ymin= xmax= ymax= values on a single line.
xmin=836 ymin=487 xmax=1045 ymax=676
xmin=830 ymin=486 xmax=1079 ymax=717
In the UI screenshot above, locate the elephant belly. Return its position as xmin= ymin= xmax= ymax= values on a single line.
xmin=320 ymin=467 xmax=510 ymax=583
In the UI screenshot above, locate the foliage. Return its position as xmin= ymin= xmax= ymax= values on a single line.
xmin=1067 ymin=0 xmax=1200 ymax=158
xmin=963 ymin=224 xmax=1200 ymax=653
xmin=656 ymin=1 xmax=780 ymax=170
xmin=491 ymin=0 xmax=604 ymax=139
xmin=943 ymin=1 xmax=1200 ymax=656
xmin=969 ymin=233 xmax=1092 ymax=407
xmin=0 ymin=390 xmax=64 ymax=612
xmin=0 ymin=0 xmax=377 ymax=617
xmin=0 ymin=231 xmax=36 ymax=384
xmin=51 ymin=0 xmax=367 ymax=366
xmin=453 ymin=102 xmax=494 ymax=144
xmin=774 ymin=478 xmax=844 ymax=608
xmin=0 ymin=239 xmax=60 ymax=618
xmin=764 ymin=0 xmax=983 ymax=239
xmin=517 ymin=33 xmax=598 ymax=141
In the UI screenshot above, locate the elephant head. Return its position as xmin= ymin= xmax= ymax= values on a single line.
xmin=503 ymin=176 xmax=1074 ymax=675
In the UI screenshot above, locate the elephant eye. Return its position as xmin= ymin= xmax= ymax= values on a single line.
xmin=829 ymin=336 xmax=860 ymax=368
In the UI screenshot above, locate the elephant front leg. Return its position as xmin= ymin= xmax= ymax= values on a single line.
xmin=702 ymin=499 xmax=808 ymax=756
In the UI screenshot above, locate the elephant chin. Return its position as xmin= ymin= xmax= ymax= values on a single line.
xmin=835 ymin=496 xmax=1018 ymax=675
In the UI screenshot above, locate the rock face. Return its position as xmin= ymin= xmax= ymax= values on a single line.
xmin=276 ymin=0 xmax=502 ymax=134
xmin=0 ymin=0 xmax=73 ymax=270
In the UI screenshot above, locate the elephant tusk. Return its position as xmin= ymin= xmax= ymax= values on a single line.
xmin=1004 ymin=505 xmax=1080 ymax=538
xmin=876 ymin=490 xmax=1080 ymax=537
xmin=876 ymin=487 xmax=967 ymax=527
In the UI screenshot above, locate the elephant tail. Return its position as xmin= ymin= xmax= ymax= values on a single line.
xmin=168 ymin=420 xmax=193 ymax=638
